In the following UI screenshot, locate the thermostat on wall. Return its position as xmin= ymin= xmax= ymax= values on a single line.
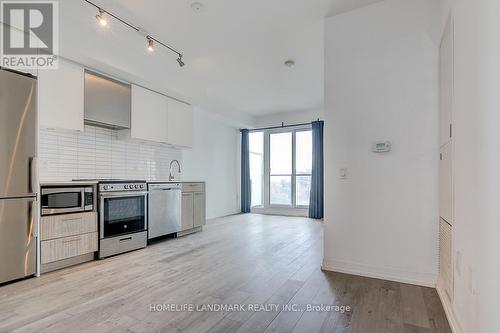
xmin=372 ymin=141 xmax=391 ymax=153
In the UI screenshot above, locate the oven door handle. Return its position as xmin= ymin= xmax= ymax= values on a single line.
xmin=100 ymin=191 xmax=148 ymax=198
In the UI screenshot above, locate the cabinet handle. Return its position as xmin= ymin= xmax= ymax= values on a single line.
xmin=62 ymin=217 xmax=82 ymax=222
xmin=62 ymin=238 xmax=82 ymax=244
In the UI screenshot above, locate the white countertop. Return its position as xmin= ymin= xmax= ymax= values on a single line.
xmin=40 ymin=180 xmax=204 ymax=186
xmin=148 ymin=180 xmax=205 ymax=183
xmin=40 ymin=180 xmax=99 ymax=186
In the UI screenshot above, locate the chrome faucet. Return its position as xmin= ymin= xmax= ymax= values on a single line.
xmin=169 ymin=160 xmax=181 ymax=181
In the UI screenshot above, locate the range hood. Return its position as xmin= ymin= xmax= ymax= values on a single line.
xmin=84 ymin=71 xmax=131 ymax=129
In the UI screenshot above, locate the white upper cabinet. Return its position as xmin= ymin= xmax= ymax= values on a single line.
xmin=118 ymin=85 xmax=193 ymax=147
xmin=38 ymin=60 xmax=85 ymax=131
xmin=127 ymin=85 xmax=168 ymax=143
xmin=167 ymin=98 xmax=193 ymax=148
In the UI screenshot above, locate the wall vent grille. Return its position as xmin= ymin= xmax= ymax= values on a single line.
xmin=438 ymin=218 xmax=453 ymax=301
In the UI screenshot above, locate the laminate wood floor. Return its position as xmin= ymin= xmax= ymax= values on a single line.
xmin=0 ymin=214 xmax=451 ymax=333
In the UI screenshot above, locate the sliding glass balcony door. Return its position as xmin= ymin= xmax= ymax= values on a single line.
xmin=269 ymin=132 xmax=293 ymax=205
xmin=249 ymin=126 xmax=312 ymax=210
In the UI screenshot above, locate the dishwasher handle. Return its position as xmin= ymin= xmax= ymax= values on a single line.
xmin=148 ymin=184 xmax=182 ymax=191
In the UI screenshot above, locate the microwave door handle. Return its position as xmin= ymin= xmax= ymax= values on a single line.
xmin=80 ymin=189 xmax=85 ymax=209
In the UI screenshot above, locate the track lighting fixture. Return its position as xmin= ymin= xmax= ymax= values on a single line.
xmin=95 ymin=8 xmax=107 ymax=26
xmin=176 ymin=55 xmax=185 ymax=67
xmin=84 ymin=0 xmax=185 ymax=67
xmin=147 ymin=37 xmax=154 ymax=52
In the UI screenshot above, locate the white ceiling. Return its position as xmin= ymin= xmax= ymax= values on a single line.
xmin=58 ymin=0 xmax=383 ymax=118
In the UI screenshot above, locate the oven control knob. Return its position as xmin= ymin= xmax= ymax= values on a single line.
xmin=124 ymin=185 xmax=128 ymax=189
xmin=103 ymin=185 xmax=109 ymax=190
xmin=135 ymin=185 xmax=139 ymax=189
xmin=140 ymin=184 xmax=144 ymax=189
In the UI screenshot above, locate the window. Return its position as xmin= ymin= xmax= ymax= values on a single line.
xmin=249 ymin=132 xmax=264 ymax=207
xmin=270 ymin=132 xmax=292 ymax=205
xmin=249 ymin=126 xmax=312 ymax=210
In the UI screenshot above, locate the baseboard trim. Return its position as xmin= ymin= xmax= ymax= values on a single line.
xmin=436 ymin=284 xmax=463 ymax=333
xmin=321 ymin=258 xmax=436 ymax=288
xmin=207 ymin=211 xmax=241 ymax=220
xmin=251 ymin=207 xmax=308 ymax=217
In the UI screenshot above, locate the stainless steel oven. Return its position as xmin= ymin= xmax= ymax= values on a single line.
xmin=98 ymin=181 xmax=148 ymax=258
xmin=41 ymin=186 xmax=94 ymax=216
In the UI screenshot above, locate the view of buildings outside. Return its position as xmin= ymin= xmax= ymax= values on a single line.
xmin=250 ymin=129 xmax=312 ymax=208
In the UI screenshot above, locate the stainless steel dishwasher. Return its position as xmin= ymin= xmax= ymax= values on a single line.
xmin=148 ymin=183 xmax=182 ymax=239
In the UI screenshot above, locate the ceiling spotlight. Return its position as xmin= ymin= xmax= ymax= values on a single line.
xmin=146 ymin=37 xmax=154 ymax=52
xmin=84 ymin=0 xmax=184 ymax=67
xmin=177 ymin=55 xmax=185 ymax=67
xmin=95 ymin=8 xmax=107 ymax=26
xmin=284 ymin=59 xmax=295 ymax=68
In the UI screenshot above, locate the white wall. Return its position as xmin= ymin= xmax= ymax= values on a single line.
xmin=476 ymin=3 xmax=500 ymax=332
xmin=182 ymin=107 xmax=241 ymax=219
xmin=438 ymin=1 xmax=500 ymax=332
xmin=323 ymin=0 xmax=440 ymax=286
xmin=254 ymin=109 xmax=324 ymax=128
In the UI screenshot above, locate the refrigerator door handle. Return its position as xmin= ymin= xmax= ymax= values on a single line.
xmin=0 ymin=196 xmax=36 ymax=201
xmin=29 ymin=156 xmax=39 ymax=197
xmin=31 ymin=199 xmax=39 ymax=238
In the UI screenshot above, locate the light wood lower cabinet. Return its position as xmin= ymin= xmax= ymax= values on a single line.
xmin=41 ymin=212 xmax=97 ymax=240
xmin=40 ymin=211 xmax=98 ymax=267
xmin=181 ymin=182 xmax=204 ymax=193
xmin=41 ymin=232 xmax=98 ymax=264
xmin=181 ymin=193 xmax=194 ymax=231
xmin=181 ymin=183 xmax=206 ymax=232
xmin=193 ymin=192 xmax=206 ymax=228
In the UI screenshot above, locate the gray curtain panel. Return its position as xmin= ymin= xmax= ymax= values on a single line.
xmin=309 ymin=121 xmax=324 ymax=219
xmin=240 ymin=129 xmax=251 ymax=213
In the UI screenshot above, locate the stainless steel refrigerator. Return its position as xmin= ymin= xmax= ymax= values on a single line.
xmin=0 ymin=68 xmax=38 ymax=284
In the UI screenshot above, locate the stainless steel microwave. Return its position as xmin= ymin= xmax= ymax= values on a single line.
xmin=41 ymin=186 xmax=94 ymax=216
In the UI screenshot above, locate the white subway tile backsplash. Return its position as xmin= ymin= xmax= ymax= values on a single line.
xmin=39 ymin=125 xmax=182 ymax=181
